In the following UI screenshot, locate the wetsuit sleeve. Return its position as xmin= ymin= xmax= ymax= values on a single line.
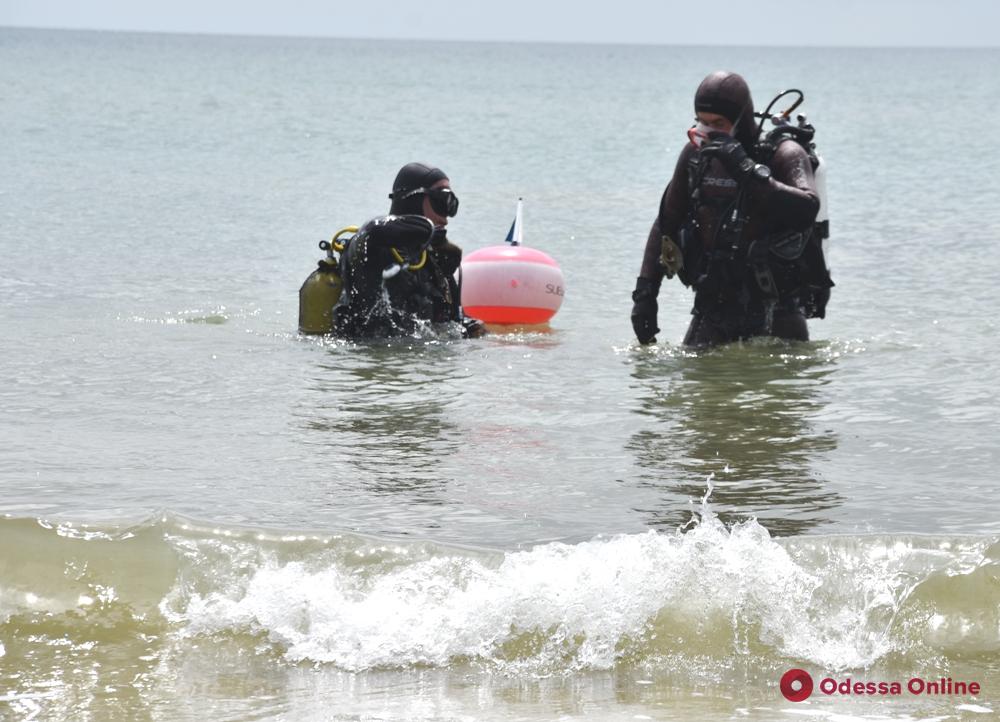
xmin=371 ymin=226 xmax=427 ymax=252
xmin=639 ymin=146 xmax=693 ymax=279
xmin=751 ymin=142 xmax=819 ymax=231
xmin=639 ymin=217 xmax=665 ymax=280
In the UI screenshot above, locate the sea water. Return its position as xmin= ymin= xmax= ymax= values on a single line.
xmin=1 ymin=28 xmax=999 ymax=721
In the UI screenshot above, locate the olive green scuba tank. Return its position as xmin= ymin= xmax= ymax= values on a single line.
xmin=298 ymin=226 xmax=358 ymax=334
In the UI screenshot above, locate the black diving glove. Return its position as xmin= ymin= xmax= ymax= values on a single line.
xmin=704 ymin=133 xmax=755 ymax=180
xmin=461 ymin=316 xmax=487 ymax=339
xmin=372 ymin=214 xmax=435 ymax=252
xmin=630 ymin=276 xmax=660 ymax=345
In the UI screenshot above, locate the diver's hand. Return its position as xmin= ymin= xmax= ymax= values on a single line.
xmin=704 ymin=134 xmax=753 ymax=179
xmin=461 ymin=316 xmax=487 ymax=339
xmin=630 ymin=276 xmax=660 ymax=345
xmin=371 ymin=214 xmax=435 ymax=251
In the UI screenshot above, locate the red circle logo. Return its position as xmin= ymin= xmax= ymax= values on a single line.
xmin=780 ymin=668 xmax=814 ymax=702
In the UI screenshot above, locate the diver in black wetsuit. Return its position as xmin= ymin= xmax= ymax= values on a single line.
xmin=631 ymin=71 xmax=829 ymax=348
xmin=333 ymin=163 xmax=485 ymax=339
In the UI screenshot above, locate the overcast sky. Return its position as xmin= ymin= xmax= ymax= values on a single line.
xmin=2 ymin=0 xmax=998 ymax=47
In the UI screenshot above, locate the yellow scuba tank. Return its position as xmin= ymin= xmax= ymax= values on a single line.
xmin=298 ymin=226 xmax=358 ymax=334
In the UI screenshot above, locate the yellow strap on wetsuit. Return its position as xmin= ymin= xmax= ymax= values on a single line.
xmin=331 ymin=225 xmax=359 ymax=253
xmin=330 ymin=224 xmax=426 ymax=272
xmin=390 ymin=247 xmax=427 ymax=271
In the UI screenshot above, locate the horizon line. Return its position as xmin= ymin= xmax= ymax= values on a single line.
xmin=2 ymin=23 xmax=998 ymax=52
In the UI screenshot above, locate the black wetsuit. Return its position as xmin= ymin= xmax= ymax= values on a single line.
xmin=332 ymin=217 xmax=463 ymax=338
xmin=642 ymin=140 xmax=820 ymax=346
xmin=332 ymin=162 xmax=485 ymax=339
xmin=635 ymin=71 xmax=821 ymax=348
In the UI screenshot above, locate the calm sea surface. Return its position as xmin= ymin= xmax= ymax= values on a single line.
xmin=1 ymin=28 xmax=999 ymax=721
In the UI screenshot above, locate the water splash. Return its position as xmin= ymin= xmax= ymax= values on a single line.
xmin=2 ymin=513 xmax=997 ymax=676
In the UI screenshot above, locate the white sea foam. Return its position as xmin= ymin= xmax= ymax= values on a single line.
xmin=158 ymin=509 xmax=997 ymax=672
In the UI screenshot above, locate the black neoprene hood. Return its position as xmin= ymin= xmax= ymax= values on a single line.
xmin=694 ymin=71 xmax=757 ymax=151
xmin=388 ymin=162 xmax=449 ymax=215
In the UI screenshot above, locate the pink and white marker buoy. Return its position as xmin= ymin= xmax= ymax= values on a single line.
xmin=459 ymin=199 xmax=565 ymax=325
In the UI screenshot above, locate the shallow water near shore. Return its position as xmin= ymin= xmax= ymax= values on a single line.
xmin=1 ymin=511 xmax=997 ymax=720
xmin=2 ymin=28 xmax=999 ymax=720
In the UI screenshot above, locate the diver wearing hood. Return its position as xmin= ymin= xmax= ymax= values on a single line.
xmin=631 ymin=71 xmax=822 ymax=348
xmin=333 ymin=163 xmax=485 ymax=338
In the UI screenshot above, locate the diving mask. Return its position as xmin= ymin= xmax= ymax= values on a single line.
xmin=427 ymin=187 xmax=459 ymax=218
xmin=395 ymin=186 xmax=460 ymax=218
xmin=687 ymin=122 xmax=730 ymax=149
